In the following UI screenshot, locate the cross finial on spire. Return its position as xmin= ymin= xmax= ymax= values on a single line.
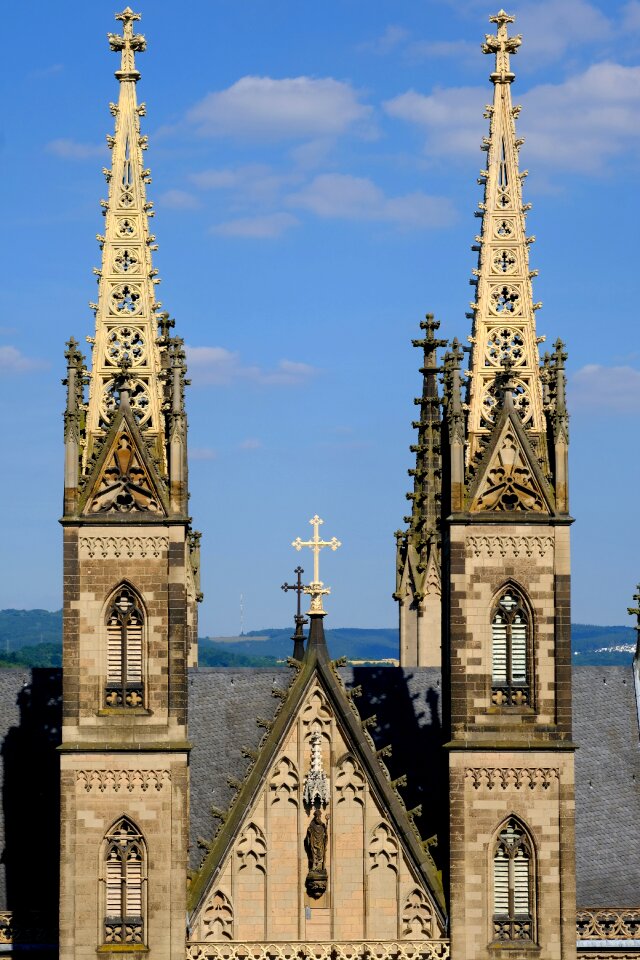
xmin=292 ymin=516 xmax=341 ymax=615
xmin=482 ymin=10 xmax=521 ymax=83
xmin=628 ymin=584 xmax=640 ymax=661
xmin=109 ymin=8 xmax=146 ymax=82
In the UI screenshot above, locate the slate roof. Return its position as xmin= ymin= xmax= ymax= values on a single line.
xmin=573 ymin=667 xmax=640 ymax=907
xmin=0 ymin=664 xmax=636 ymax=917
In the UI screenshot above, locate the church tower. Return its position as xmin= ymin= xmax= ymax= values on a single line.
xmin=396 ymin=11 xmax=575 ymax=958
xmin=59 ymin=9 xmax=200 ymax=958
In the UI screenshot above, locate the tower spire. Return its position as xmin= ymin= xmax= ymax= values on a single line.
xmin=466 ymin=10 xmax=546 ymax=467
xmin=401 ymin=315 xmax=446 ymax=571
xmin=84 ymin=7 xmax=167 ymax=470
xmin=394 ymin=316 xmax=446 ymax=667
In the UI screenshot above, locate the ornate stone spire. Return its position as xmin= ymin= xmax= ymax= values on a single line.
xmin=466 ymin=11 xmax=546 ymax=466
xmin=83 ymin=8 xmax=168 ymax=470
xmin=396 ymin=317 xmax=446 ymax=595
xmin=394 ymin=317 xmax=446 ymax=667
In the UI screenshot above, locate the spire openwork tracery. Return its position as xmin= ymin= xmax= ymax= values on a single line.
xmin=466 ymin=10 xmax=546 ymax=466
xmin=84 ymin=7 xmax=167 ymax=470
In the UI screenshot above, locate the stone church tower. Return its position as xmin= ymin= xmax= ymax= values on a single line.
xmin=59 ymin=9 xmax=200 ymax=959
xmin=395 ymin=10 xmax=576 ymax=959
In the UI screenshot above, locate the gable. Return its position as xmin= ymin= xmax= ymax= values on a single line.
xmin=468 ymin=409 xmax=553 ymax=514
xmin=189 ymin=674 xmax=445 ymax=942
xmin=81 ymin=415 xmax=168 ymax=516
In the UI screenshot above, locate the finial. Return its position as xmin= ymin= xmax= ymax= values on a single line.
xmin=282 ymin=566 xmax=309 ymax=661
xmin=292 ymin=516 xmax=341 ymax=615
xmin=109 ymin=8 xmax=146 ymax=82
xmin=482 ymin=10 xmax=521 ymax=83
xmin=628 ymin=584 xmax=640 ymax=661
xmin=115 ymin=358 xmax=133 ymax=407
xmin=498 ymin=355 xmax=516 ymax=409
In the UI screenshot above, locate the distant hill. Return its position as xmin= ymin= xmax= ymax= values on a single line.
xmin=0 ymin=610 xmax=635 ymax=668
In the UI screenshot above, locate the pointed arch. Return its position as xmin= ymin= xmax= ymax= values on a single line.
xmin=103 ymin=582 xmax=146 ymax=708
xmin=490 ymin=581 xmax=533 ymax=708
xmin=101 ymin=816 xmax=147 ymax=945
xmin=491 ymin=815 xmax=536 ymax=943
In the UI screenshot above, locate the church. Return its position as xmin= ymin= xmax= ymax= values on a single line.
xmin=0 ymin=7 xmax=638 ymax=960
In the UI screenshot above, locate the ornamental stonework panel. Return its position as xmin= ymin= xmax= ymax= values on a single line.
xmin=76 ymin=769 xmax=171 ymax=792
xmin=79 ymin=535 xmax=168 ymax=559
xmin=466 ymin=535 xmax=553 ymax=560
xmin=465 ymin=767 xmax=559 ymax=790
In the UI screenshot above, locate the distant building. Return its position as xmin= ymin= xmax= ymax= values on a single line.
xmin=0 ymin=8 xmax=637 ymax=960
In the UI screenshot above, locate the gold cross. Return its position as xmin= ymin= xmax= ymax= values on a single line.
xmin=292 ymin=515 xmax=341 ymax=614
xmin=481 ymin=10 xmax=522 ymax=83
xmin=109 ymin=8 xmax=146 ymax=80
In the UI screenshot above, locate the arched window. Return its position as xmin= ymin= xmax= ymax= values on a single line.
xmin=493 ymin=818 xmax=535 ymax=942
xmin=491 ymin=587 xmax=530 ymax=706
xmin=105 ymin=585 xmax=144 ymax=708
xmin=103 ymin=817 xmax=146 ymax=945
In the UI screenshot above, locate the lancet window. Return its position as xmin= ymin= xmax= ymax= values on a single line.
xmin=491 ymin=587 xmax=531 ymax=707
xmin=492 ymin=818 xmax=535 ymax=942
xmin=105 ymin=586 xmax=144 ymax=708
xmin=103 ymin=817 xmax=146 ymax=946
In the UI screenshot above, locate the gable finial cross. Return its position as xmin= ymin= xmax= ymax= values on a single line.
xmin=629 ymin=584 xmax=640 ymax=661
xmin=109 ymin=8 xmax=146 ymax=81
xmin=482 ymin=10 xmax=521 ymax=83
xmin=292 ymin=516 xmax=341 ymax=614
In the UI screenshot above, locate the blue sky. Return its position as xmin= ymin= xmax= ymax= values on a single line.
xmin=2 ymin=0 xmax=639 ymax=634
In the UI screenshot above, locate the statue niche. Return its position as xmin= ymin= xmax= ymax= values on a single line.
xmin=304 ymin=806 xmax=328 ymax=899
xmin=303 ymin=728 xmax=329 ymax=899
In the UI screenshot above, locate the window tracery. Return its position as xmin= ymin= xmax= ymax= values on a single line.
xmin=106 ymin=326 xmax=146 ymax=366
xmin=103 ymin=817 xmax=146 ymax=945
xmin=491 ymin=588 xmax=531 ymax=706
xmin=105 ymin=586 xmax=145 ymax=708
xmin=485 ymin=327 xmax=525 ymax=367
xmin=492 ymin=818 xmax=535 ymax=943
xmin=100 ymin=376 xmax=152 ymax=428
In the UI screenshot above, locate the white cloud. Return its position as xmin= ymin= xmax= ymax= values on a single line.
xmin=239 ymin=438 xmax=263 ymax=450
xmin=159 ymin=189 xmax=199 ymax=210
xmin=384 ymin=62 xmax=640 ymax=174
xmin=358 ymin=25 xmax=410 ymax=55
xmin=190 ymin=447 xmax=218 ymax=461
xmin=186 ymin=346 xmax=318 ymax=387
xmin=407 ymin=39 xmax=477 ymax=63
xmin=211 ymin=212 xmax=299 ymax=239
xmin=513 ymin=0 xmax=612 ymax=63
xmin=287 ymin=173 xmax=455 ymax=227
xmin=571 ymin=364 xmax=640 ymax=413
xmin=186 ymin=76 xmax=372 ymax=140
xmin=191 ymin=164 xmax=298 ymax=203
xmin=622 ymin=0 xmax=640 ymax=31
xmin=0 ymin=346 xmax=46 ymax=373
xmin=45 ymin=138 xmax=106 ymax=160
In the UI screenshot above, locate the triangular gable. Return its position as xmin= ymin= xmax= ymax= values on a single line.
xmin=79 ymin=404 xmax=169 ymax=516
xmin=188 ymin=642 xmax=446 ymax=938
xmin=467 ymin=401 xmax=555 ymax=515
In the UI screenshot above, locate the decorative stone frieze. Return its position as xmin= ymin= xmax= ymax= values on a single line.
xmin=576 ymin=907 xmax=640 ymax=941
xmin=76 ymin=769 xmax=171 ymax=792
xmin=466 ymin=534 xmax=553 ymax=559
xmin=185 ymin=941 xmax=451 ymax=960
xmin=465 ymin=767 xmax=559 ymax=790
xmin=79 ymin=534 xmax=168 ymax=559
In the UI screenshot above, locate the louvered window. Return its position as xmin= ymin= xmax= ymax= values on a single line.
xmin=491 ymin=589 xmax=530 ymax=707
xmin=103 ymin=818 xmax=145 ymax=945
xmin=493 ymin=819 xmax=534 ymax=943
xmin=104 ymin=586 xmax=145 ymax=708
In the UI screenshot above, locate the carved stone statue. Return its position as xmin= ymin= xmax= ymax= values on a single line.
xmin=304 ymin=807 xmax=328 ymax=898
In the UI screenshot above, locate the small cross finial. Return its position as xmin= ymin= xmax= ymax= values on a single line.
xmin=109 ymin=8 xmax=146 ymax=81
xmin=629 ymin=584 xmax=640 ymax=659
xmin=482 ymin=10 xmax=521 ymax=83
xmin=282 ymin=566 xmax=309 ymax=659
xmin=292 ymin=516 xmax=341 ymax=615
